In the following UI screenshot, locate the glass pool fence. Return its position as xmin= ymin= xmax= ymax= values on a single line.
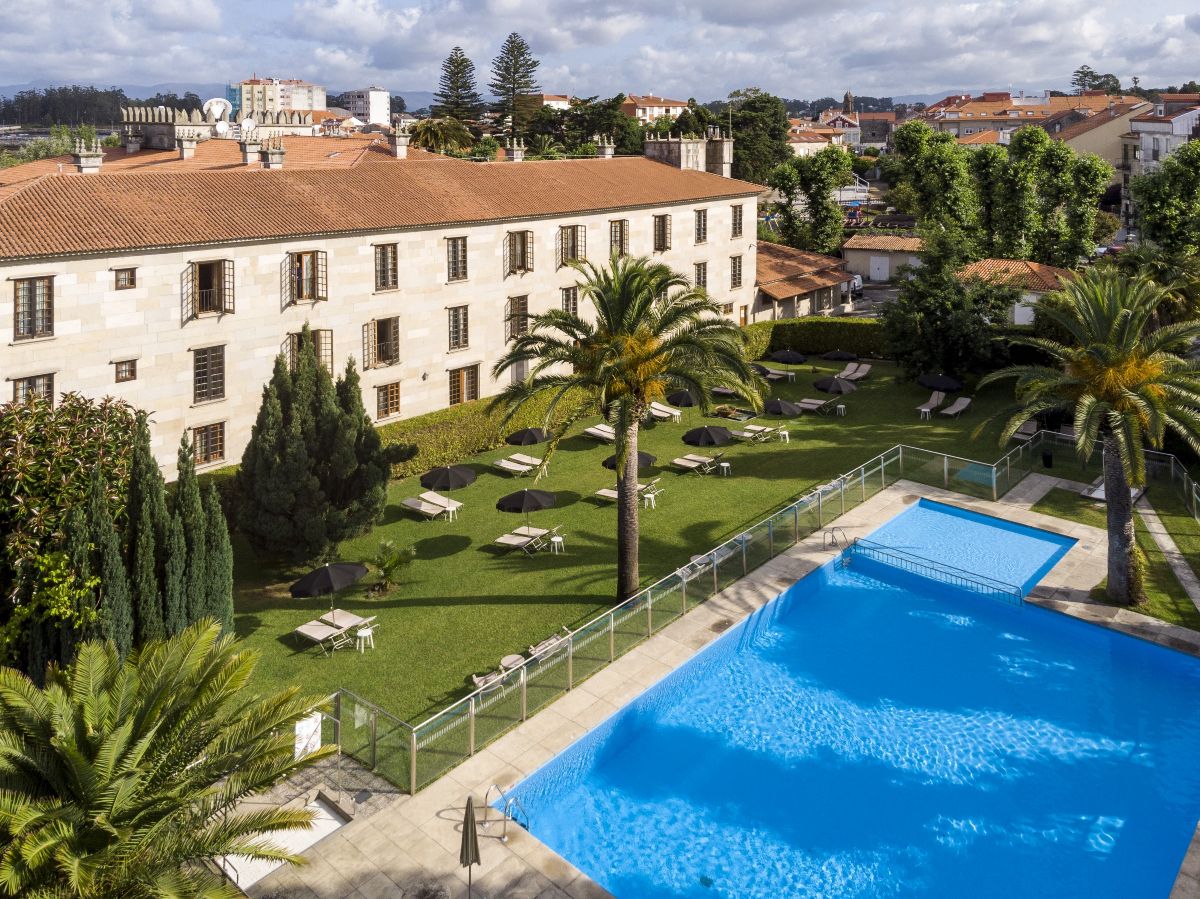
xmin=316 ymin=432 xmax=1199 ymax=794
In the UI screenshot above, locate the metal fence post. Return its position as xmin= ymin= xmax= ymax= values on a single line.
xmin=646 ymin=589 xmax=653 ymax=636
xmin=567 ymin=639 xmax=574 ymax=690
xmin=369 ymin=711 xmax=377 ymax=770
xmin=409 ymin=728 xmax=418 ymax=794
xmin=991 ymin=466 xmax=998 ymax=501
xmin=793 ymin=504 xmax=799 ymax=542
xmin=681 ymin=576 xmax=688 ymax=614
xmin=899 ymin=445 xmax=904 ymax=477
xmin=862 ymin=467 xmax=866 ymax=502
xmin=817 ymin=490 xmax=823 ymax=527
xmin=840 ymin=478 xmax=845 ymax=516
xmin=768 ymin=518 xmax=774 ymax=557
xmin=741 ymin=536 xmax=748 ymax=574
xmin=468 ymin=698 xmax=476 ymax=756
xmin=712 ymin=551 xmax=719 ymax=595
xmin=332 ymin=691 xmax=342 ymax=748
xmin=519 ymin=667 xmax=528 ymax=721
xmin=943 ymin=454 xmax=949 ymax=487
xmin=608 ymin=612 xmax=615 ymax=661
xmin=881 ymin=458 xmax=886 ymax=488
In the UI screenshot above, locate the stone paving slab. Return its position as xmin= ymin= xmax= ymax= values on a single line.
xmin=251 ymin=475 xmax=1200 ymax=899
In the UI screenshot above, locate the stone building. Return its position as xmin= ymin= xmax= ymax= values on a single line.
xmin=0 ymin=127 xmax=758 ymax=476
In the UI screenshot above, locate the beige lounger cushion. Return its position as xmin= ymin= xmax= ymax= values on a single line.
xmin=402 ymin=497 xmax=445 ymax=518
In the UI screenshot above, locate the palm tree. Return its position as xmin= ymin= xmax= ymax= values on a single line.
xmin=1105 ymin=240 xmax=1200 ymax=328
xmin=0 ymin=620 xmax=334 ymax=897
xmin=408 ymin=117 xmax=473 ymax=154
xmin=979 ymin=268 xmax=1200 ymax=604
xmin=492 ymin=254 xmax=760 ymax=601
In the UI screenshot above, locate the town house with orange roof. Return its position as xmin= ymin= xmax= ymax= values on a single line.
xmin=926 ymin=90 xmax=1143 ymax=138
xmin=0 ymin=114 xmax=758 ymax=476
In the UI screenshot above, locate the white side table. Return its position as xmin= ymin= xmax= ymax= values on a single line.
xmin=550 ymin=535 xmax=565 ymax=554
xmin=920 ymin=409 xmax=932 ymax=421
xmin=719 ymin=462 xmax=732 ymax=477
xmin=836 ymin=404 xmax=846 ymax=417
xmin=777 ymin=429 xmax=790 ymax=443
xmin=643 ymin=493 xmax=657 ymax=510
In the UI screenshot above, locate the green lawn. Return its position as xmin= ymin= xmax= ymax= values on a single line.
xmin=1148 ymin=487 xmax=1200 ymax=587
xmin=233 ymin=360 xmax=1021 ymax=722
xmin=1030 ymin=488 xmax=1200 ymax=629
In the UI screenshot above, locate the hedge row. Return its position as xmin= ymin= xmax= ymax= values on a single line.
xmin=743 ymin=317 xmax=886 ymax=359
xmin=377 ymin=388 xmax=593 ymax=479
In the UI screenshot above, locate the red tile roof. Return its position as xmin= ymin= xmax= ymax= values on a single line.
xmin=1051 ymin=103 xmax=1149 ymax=142
xmin=0 ymin=145 xmax=760 ymax=261
xmin=959 ymin=258 xmax=1074 ymax=292
xmin=756 ymin=242 xmax=849 ymax=300
xmin=957 ymin=131 xmax=1002 ymax=145
xmin=842 ymin=234 xmax=924 ymax=252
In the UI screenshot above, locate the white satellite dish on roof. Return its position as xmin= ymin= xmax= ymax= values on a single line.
xmin=214 ymin=120 xmax=229 ymax=136
xmin=202 ymin=97 xmax=233 ymax=120
xmin=241 ymin=117 xmax=257 ymax=134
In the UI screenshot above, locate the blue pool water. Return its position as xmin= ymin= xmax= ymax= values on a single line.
xmin=506 ymin=500 xmax=1200 ymax=898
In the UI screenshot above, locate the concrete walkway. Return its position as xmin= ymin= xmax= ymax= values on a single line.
xmin=247 ymin=477 xmax=1200 ymax=899
xmin=1137 ymin=496 xmax=1200 ymax=613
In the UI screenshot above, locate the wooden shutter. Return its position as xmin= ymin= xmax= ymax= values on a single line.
xmin=665 ymin=214 xmax=672 ymax=250
xmin=555 ymin=228 xmax=564 ymax=269
xmin=316 ymin=251 xmax=328 ymax=301
xmin=502 ymin=232 xmax=512 ymax=276
xmin=362 ymin=321 xmax=377 ymax=369
xmin=181 ymin=264 xmax=196 ymax=324
xmin=577 ymin=225 xmax=586 ymax=262
xmin=281 ymin=257 xmax=294 ymax=308
xmin=222 ymin=260 xmax=235 ymax=313
xmin=621 ymin=220 xmax=629 ymax=256
xmin=524 ymin=231 xmax=534 ymax=272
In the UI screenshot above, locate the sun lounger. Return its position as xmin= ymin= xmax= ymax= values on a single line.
xmin=835 ymin=363 xmax=857 ymax=379
xmin=845 ymin=363 xmax=872 ymax=381
xmin=529 ymin=628 xmax=570 ymax=657
xmin=493 ymin=458 xmax=533 ymax=475
xmin=494 ymin=532 xmax=537 ymax=552
xmin=730 ymin=429 xmax=757 ymax=442
xmin=472 ymin=670 xmax=504 ymax=691
xmin=939 ymin=396 xmax=972 ymax=418
xmin=1013 ymin=420 xmax=1038 ymax=441
xmin=711 ymin=386 xmax=737 ymax=398
xmin=401 ymin=496 xmax=450 ymax=520
xmin=510 ymin=453 xmax=543 ymax=467
xmin=583 ymin=424 xmax=617 ymax=443
xmin=798 ymin=397 xmax=835 ymax=414
xmin=649 ymin=401 xmax=682 ymax=422
xmin=672 ymin=456 xmax=705 ymax=472
xmin=419 ymin=491 xmax=462 ymax=519
xmin=595 ymin=482 xmax=650 ymax=502
xmin=294 ymin=620 xmax=354 ymax=656
xmin=761 ymin=368 xmax=795 ymax=382
xmin=513 ymin=525 xmax=549 ymax=538
xmin=916 ymin=391 xmax=945 ymax=416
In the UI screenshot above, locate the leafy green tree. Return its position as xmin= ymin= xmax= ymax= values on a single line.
xmin=409 ymin=117 xmax=473 ymax=153
xmin=0 ymin=621 xmax=334 ymax=897
xmin=768 ymin=145 xmax=853 ymax=252
xmin=492 ymin=255 xmax=760 ymax=600
xmin=489 ymin=32 xmax=541 ymax=137
xmin=562 ymin=94 xmax=643 ymax=155
xmin=163 ymin=512 xmax=188 ymax=636
xmin=1105 ymin=241 xmax=1200 ymax=328
xmin=1131 ymin=140 xmax=1200 ymax=254
xmin=433 ymin=46 xmax=484 ymax=120
xmin=175 ymin=436 xmax=208 ymax=623
xmin=979 ymin=269 xmax=1200 ymax=604
xmin=727 ymin=88 xmax=791 ymax=184
xmin=892 ymin=120 xmax=979 ymax=239
xmin=131 ymin=497 xmax=164 ymax=645
xmin=1092 ymin=210 xmax=1120 ymax=246
xmin=87 ymin=471 xmax=133 ymax=658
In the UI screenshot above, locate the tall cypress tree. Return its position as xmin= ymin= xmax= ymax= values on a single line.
xmin=163 ymin=512 xmax=188 ymax=636
xmin=204 ymin=486 xmax=234 ymax=633
xmin=433 ymin=47 xmax=484 ymax=121
xmin=175 ymin=435 xmax=208 ymax=623
xmin=132 ymin=496 xmax=164 ymax=643
xmin=489 ymin=32 xmax=540 ymax=137
xmin=87 ymin=471 xmax=133 ymax=657
xmin=330 ymin=358 xmax=388 ymax=537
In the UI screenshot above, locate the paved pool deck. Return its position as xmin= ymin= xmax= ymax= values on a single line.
xmin=247 ymin=475 xmax=1200 ymax=899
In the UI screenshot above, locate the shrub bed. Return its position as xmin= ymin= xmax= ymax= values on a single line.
xmin=743 ymin=317 xmax=886 ymax=359
xmin=377 ymin=389 xmax=592 ymax=479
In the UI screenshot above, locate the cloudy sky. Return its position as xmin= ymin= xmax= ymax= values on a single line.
xmin=3 ymin=0 xmax=1200 ymax=100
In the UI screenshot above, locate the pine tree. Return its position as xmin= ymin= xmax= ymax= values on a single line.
xmin=204 ymin=486 xmax=234 ymax=633
xmin=175 ymin=434 xmax=208 ymax=623
xmin=330 ymin=358 xmax=388 ymax=536
xmin=132 ymin=497 xmax=164 ymax=643
xmin=87 ymin=472 xmax=133 ymax=657
xmin=163 ymin=512 xmax=188 ymax=636
xmin=433 ymin=47 xmax=483 ymax=121
xmin=489 ymin=32 xmax=540 ymax=137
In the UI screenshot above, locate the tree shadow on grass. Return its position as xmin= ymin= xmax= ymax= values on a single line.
xmin=413 ymin=533 xmax=473 ymax=560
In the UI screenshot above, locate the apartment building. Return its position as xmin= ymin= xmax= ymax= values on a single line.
xmin=0 ymin=128 xmax=757 ymax=477
xmin=237 ymin=77 xmax=327 ymax=115
xmin=340 ymin=87 xmax=391 ymax=126
xmin=925 ymin=90 xmax=1142 ymax=138
xmin=1119 ymin=95 xmax=1200 ymax=226
xmin=621 ymin=94 xmax=690 ymax=124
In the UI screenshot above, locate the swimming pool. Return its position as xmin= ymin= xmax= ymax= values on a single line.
xmin=505 ymin=500 xmax=1200 ymax=898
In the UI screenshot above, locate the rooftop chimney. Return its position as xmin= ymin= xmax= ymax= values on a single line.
xmin=176 ymin=134 xmax=198 ymax=160
xmin=124 ymin=132 xmax=142 ymax=154
xmin=595 ymin=134 xmax=615 ymax=159
xmin=239 ymin=136 xmax=262 ymax=165
xmin=504 ymin=138 xmax=526 ymax=162
xmin=388 ymin=128 xmax=410 ymax=159
xmin=72 ymin=138 xmax=104 ymax=174
xmin=260 ymin=138 xmax=285 ymax=170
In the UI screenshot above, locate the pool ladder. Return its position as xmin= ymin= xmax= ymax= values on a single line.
xmin=823 ymin=527 xmax=849 ymax=549
xmin=481 ymin=783 xmax=530 ymax=842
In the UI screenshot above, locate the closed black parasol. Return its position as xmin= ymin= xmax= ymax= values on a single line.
xmin=420 ymin=465 xmax=477 ymax=491
xmin=683 ymin=425 xmax=733 ymax=446
xmin=814 ymin=377 xmax=857 ymax=394
xmin=505 ymin=427 xmax=551 ymax=446
xmin=667 ymin=390 xmax=697 ymax=407
xmin=496 ymin=489 xmax=557 ymax=514
xmin=603 ymin=451 xmax=656 ymax=470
